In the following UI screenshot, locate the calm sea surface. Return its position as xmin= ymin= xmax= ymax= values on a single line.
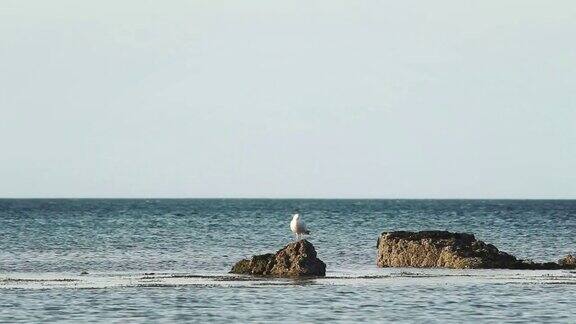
xmin=1 ymin=199 xmax=575 ymax=323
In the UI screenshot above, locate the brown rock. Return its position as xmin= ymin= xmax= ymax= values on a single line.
xmin=231 ymin=240 xmax=326 ymax=277
xmin=377 ymin=230 xmax=542 ymax=269
xmin=558 ymin=254 xmax=576 ymax=269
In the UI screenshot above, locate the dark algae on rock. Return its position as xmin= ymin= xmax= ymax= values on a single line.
xmin=377 ymin=230 xmax=573 ymax=270
xmin=231 ymin=240 xmax=326 ymax=277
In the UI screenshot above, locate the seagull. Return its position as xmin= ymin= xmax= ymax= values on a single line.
xmin=290 ymin=211 xmax=310 ymax=240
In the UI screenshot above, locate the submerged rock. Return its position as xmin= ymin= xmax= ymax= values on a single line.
xmin=377 ymin=230 xmax=567 ymax=270
xmin=231 ymin=240 xmax=326 ymax=277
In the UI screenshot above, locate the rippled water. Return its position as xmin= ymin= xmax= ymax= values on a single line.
xmin=1 ymin=199 xmax=575 ymax=322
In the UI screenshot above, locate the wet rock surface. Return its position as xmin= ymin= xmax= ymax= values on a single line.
xmin=377 ymin=231 xmax=571 ymax=270
xmin=231 ymin=240 xmax=326 ymax=277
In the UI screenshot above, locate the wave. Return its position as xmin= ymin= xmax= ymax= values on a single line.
xmin=2 ymin=269 xmax=576 ymax=290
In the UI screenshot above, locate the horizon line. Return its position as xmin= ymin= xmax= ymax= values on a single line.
xmin=1 ymin=197 xmax=575 ymax=200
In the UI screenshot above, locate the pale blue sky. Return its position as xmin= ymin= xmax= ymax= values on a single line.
xmin=1 ymin=1 xmax=575 ymax=198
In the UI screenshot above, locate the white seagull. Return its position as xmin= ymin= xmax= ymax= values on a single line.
xmin=290 ymin=211 xmax=310 ymax=240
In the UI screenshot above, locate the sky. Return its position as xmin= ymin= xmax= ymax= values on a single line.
xmin=1 ymin=0 xmax=575 ymax=198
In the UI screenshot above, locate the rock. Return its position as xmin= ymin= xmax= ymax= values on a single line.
xmin=513 ymin=261 xmax=561 ymax=270
xmin=558 ymin=254 xmax=576 ymax=269
xmin=377 ymin=230 xmax=565 ymax=270
xmin=231 ymin=253 xmax=275 ymax=275
xmin=231 ymin=240 xmax=326 ymax=277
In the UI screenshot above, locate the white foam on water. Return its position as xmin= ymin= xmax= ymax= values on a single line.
xmin=2 ymin=269 xmax=575 ymax=290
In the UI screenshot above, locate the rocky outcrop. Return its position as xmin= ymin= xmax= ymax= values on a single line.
xmin=231 ymin=240 xmax=326 ymax=277
xmin=558 ymin=254 xmax=576 ymax=269
xmin=377 ymin=231 xmax=570 ymax=270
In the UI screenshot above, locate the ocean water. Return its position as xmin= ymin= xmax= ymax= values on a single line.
xmin=1 ymin=199 xmax=575 ymax=323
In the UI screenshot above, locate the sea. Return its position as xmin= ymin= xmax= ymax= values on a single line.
xmin=1 ymin=199 xmax=575 ymax=323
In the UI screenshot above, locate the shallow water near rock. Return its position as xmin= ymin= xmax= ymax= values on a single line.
xmin=1 ymin=199 xmax=575 ymax=322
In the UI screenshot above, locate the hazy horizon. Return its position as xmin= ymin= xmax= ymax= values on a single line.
xmin=1 ymin=1 xmax=575 ymax=199
xmin=2 ymin=197 xmax=576 ymax=200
